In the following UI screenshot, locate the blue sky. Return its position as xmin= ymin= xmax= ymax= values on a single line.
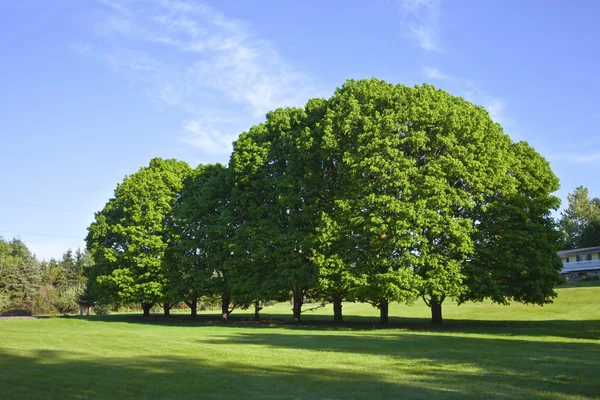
xmin=1 ymin=0 xmax=599 ymax=260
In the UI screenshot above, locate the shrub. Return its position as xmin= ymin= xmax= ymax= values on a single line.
xmin=93 ymin=303 xmax=111 ymax=315
xmin=0 ymin=291 xmax=10 ymax=313
xmin=56 ymin=286 xmax=83 ymax=314
xmin=557 ymin=276 xmax=568 ymax=286
xmin=33 ymin=284 xmax=58 ymax=315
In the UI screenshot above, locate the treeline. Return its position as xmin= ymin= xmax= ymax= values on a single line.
xmin=0 ymin=239 xmax=92 ymax=316
xmin=84 ymin=79 xmax=565 ymax=325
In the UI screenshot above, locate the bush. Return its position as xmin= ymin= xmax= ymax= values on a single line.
xmin=0 ymin=291 xmax=10 ymax=313
xmin=56 ymin=286 xmax=83 ymax=314
xmin=93 ymin=303 xmax=111 ymax=315
xmin=33 ymin=284 xmax=58 ymax=315
xmin=557 ymin=276 xmax=568 ymax=286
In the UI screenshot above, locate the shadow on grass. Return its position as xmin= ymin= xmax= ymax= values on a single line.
xmin=0 ymin=349 xmax=469 ymax=400
xmin=68 ymin=313 xmax=600 ymax=340
xmin=1 ymin=338 xmax=599 ymax=400
xmin=196 ymin=331 xmax=600 ymax=398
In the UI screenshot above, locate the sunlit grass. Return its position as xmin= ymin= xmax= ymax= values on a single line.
xmin=1 ymin=285 xmax=599 ymax=399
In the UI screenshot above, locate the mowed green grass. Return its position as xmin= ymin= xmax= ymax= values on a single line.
xmin=1 ymin=283 xmax=599 ymax=400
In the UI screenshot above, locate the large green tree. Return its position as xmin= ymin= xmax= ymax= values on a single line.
xmin=167 ymin=163 xmax=237 ymax=319
xmin=312 ymin=81 xmax=420 ymax=323
xmin=230 ymin=102 xmax=327 ymax=321
xmin=86 ymin=158 xmax=191 ymax=316
xmin=462 ymin=142 xmax=563 ymax=308
xmin=310 ymin=79 xmax=562 ymax=324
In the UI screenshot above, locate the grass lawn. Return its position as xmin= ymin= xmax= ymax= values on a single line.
xmin=1 ymin=284 xmax=599 ymax=399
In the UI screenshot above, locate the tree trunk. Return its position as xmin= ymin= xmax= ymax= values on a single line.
xmin=163 ymin=302 xmax=171 ymax=317
xmin=187 ymin=299 xmax=197 ymax=318
xmin=142 ymin=303 xmax=153 ymax=317
xmin=292 ymin=291 xmax=304 ymax=322
xmin=254 ymin=299 xmax=262 ymax=321
xmin=379 ymin=299 xmax=389 ymax=325
xmin=221 ymin=295 xmax=230 ymax=320
xmin=333 ymin=296 xmax=343 ymax=323
xmin=430 ymin=298 xmax=443 ymax=325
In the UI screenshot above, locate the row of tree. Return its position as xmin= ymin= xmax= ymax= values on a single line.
xmin=84 ymin=79 xmax=565 ymax=325
xmin=0 ymin=239 xmax=92 ymax=315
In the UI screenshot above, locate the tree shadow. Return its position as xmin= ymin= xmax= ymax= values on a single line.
xmin=197 ymin=331 xmax=600 ymax=398
xmin=1 ymin=339 xmax=598 ymax=399
xmin=68 ymin=314 xmax=600 ymax=340
xmin=0 ymin=349 xmax=462 ymax=400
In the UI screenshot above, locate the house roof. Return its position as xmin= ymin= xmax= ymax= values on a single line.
xmin=557 ymin=246 xmax=600 ymax=257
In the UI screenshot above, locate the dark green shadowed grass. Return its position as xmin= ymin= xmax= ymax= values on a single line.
xmin=1 ymin=285 xmax=599 ymax=399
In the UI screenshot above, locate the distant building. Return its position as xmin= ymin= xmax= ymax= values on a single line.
xmin=558 ymin=246 xmax=600 ymax=280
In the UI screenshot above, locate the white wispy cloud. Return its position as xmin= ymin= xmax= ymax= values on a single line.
xmin=76 ymin=0 xmax=322 ymax=154
xmin=399 ymin=0 xmax=442 ymax=52
xmin=484 ymin=98 xmax=506 ymax=124
xmin=179 ymin=116 xmax=240 ymax=154
xmin=421 ymin=66 xmax=447 ymax=80
xmin=464 ymin=85 xmax=508 ymax=126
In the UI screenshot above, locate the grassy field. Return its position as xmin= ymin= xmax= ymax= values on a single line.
xmin=1 ymin=283 xmax=599 ymax=399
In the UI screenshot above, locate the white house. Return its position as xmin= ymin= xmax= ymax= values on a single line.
xmin=558 ymin=246 xmax=600 ymax=280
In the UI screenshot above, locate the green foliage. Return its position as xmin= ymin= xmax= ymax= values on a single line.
xmin=167 ymin=163 xmax=237 ymax=316
xmin=0 ymin=237 xmax=41 ymax=313
xmin=76 ymin=79 xmax=563 ymax=325
xmin=86 ymin=158 xmax=191 ymax=311
xmin=0 ymin=290 xmax=10 ymax=313
xmin=92 ymin=302 xmax=111 ymax=315
xmin=560 ymin=186 xmax=600 ymax=249
xmin=55 ymin=285 xmax=83 ymax=314
xmin=33 ymin=284 xmax=58 ymax=315
xmin=579 ymin=220 xmax=600 ymax=248
xmin=230 ymin=101 xmax=328 ymax=320
xmin=463 ymin=141 xmax=563 ymax=306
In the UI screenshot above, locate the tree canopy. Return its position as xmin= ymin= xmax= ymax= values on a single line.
xmin=79 ymin=79 xmax=563 ymax=325
xmin=86 ymin=158 xmax=191 ymax=316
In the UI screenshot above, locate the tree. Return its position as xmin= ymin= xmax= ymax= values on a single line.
xmin=167 ymin=163 xmax=237 ymax=319
xmin=0 ymin=237 xmax=41 ymax=314
xmin=308 ymin=79 xmax=561 ymax=324
xmin=579 ymin=220 xmax=600 ymax=248
xmin=230 ymin=103 xmax=326 ymax=321
xmin=86 ymin=158 xmax=191 ymax=317
xmin=462 ymin=142 xmax=563 ymax=308
xmin=312 ymin=81 xmax=420 ymax=324
xmin=560 ymin=186 xmax=600 ymax=249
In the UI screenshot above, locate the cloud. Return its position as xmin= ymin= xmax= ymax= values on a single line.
xmin=421 ymin=66 xmax=447 ymax=80
xmin=77 ymin=0 xmax=322 ymax=154
xmin=484 ymin=99 xmax=505 ymax=124
xmin=179 ymin=116 xmax=240 ymax=154
xmin=399 ymin=0 xmax=442 ymax=52
xmin=463 ymin=85 xmax=508 ymax=125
